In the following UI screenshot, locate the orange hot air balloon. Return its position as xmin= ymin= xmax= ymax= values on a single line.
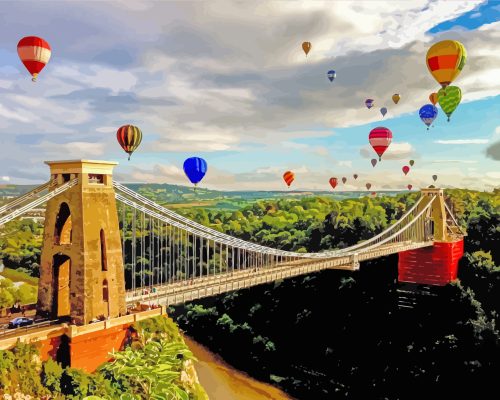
xmin=302 ymin=42 xmax=311 ymax=57
xmin=392 ymin=94 xmax=401 ymax=104
xmin=329 ymin=177 xmax=338 ymax=189
xmin=426 ymin=40 xmax=467 ymax=89
xmin=17 ymin=36 xmax=51 ymax=82
xmin=429 ymin=92 xmax=438 ymax=105
xmin=283 ymin=171 xmax=295 ymax=188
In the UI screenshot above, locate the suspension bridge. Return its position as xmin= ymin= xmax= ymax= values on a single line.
xmin=0 ymin=160 xmax=465 ymax=326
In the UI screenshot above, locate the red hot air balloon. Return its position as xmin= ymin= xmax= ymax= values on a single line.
xmin=407 ymin=184 xmax=413 ymax=191
xmin=283 ymin=171 xmax=295 ymax=188
xmin=402 ymin=166 xmax=410 ymax=176
xmin=371 ymin=192 xmax=377 ymax=197
xmin=353 ymin=174 xmax=358 ymax=180
xmin=116 ymin=125 xmax=143 ymax=160
xmin=342 ymin=177 xmax=347 ymax=184
xmin=17 ymin=36 xmax=51 ymax=82
xmin=329 ymin=177 xmax=338 ymax=189
xmin=366 ymin=183 xmax=372 ymax=190
xmin=369 ymin=127 xmax=392 ymax=161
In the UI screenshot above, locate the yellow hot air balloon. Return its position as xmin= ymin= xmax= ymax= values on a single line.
xmin=302 ymin=42 xmax=311 ymax=57
xmin=426 ymin=40 xmax=466 ymax=89
xmin=392 ymin=94 xmax=400 ymax=104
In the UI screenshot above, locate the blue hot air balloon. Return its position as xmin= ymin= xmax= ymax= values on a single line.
xmin=380 ymin=107 xmax=387 ymax=117
xmin=327 ymin=70 xmax=336 ymax=82
xmin=419 ymin=104 xmax=438 ymax=130
xmin=183 ymin=157 xmax=208 ymax=186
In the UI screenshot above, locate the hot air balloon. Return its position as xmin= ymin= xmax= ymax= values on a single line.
xmin=409 ymin=160 xmax=415 ymax=167
xmin=342 ymin=177 xmax=347 ymax=184
xmin=283 ymin=171 xmax=295 ymax=188
xmin=371 ymin=192 xmax=377 ymax=197
xmin=327 ymin=70 xmax=336 ymax=82
xmin=116 ymin=125 xmax=143 ymax=160
xmin=353 ymin=174 xmax=358 ymax=180
xmin=407 ymin=184 xmax=413 ymax=191
xmin=438 ymin=86 xmax=462 ymax=122
xmin=402 ymin=166 xmax=410 ymax=176
xmin=369 ymin=127 xmax=392 ymax=161
xmin=183 ymin=157 xmax=208 ymax=186
xmin=392 ymin=94 xmax=400 ymax=104
xmin=302 ymin=42 xmax=311 ymax=57
xmin=365 ymin=99 xmax=375 ymax=109
xmin=419 ymin=104 xmax=438 ymax=130
xmin=426 ymin=40 xmax=467 ymax=89
xmin=429 ymin=92 xmax=438 ymax=105
xmin=366 ymin=183 xmax=372 ymax=190
xmin=371 ymin=159 xmax=377 ymax=168
xmin=432 ymin=175 xmax=438 ymax=182
xmin=17 ymin=36 xmax=51 ymax=82
xmin=329 ymin=177 xmax=338 ymax=189
xmin=380 ymin=107 xmax=388 ymax=117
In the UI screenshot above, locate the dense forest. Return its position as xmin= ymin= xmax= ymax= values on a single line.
xmin=0 ymin=188 xmax=498 ymax=398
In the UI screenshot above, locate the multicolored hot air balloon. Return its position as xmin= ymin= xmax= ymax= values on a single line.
xmin=438 ymin=86 xmax=462 ymax=122
xmin=116 ymin=125 xmax=143 ymax=160
xmin=426 ymin=40 xmax=467 ymax=89
xmin=302 ymin=42 xmax=311 ymax=57
xmin=369 ymin=127 xmax=392 ymax=161
xmin=366 ymin=183 xmax=372 ymax=190
xmin=429 ymin=92 xmax=438 ymax=105
xmin=392 ymin=94 xmax=401 ymax=104
xmin=353 ymin=174 xmax=358 ymax=180
xmin=371 ymin=159 xmax=377 ymax=168
xmin=327 ymin=70 xmax=336 ymax=82
xmin=365 ymin=99 xmax=375 ymax=109
xmin=409 ymin=160 xmax=415 ymax=167
xmin=380 ymin=107 xmax=388 ymax=117
xmin=402 ymin=166 xmax=410 ymax=176
xmin=17 ymin=36 xmax=51 ymax=82
xmin=342 ymin=177 xmax=347 ymax=184
xmin=419 ymin=104 xmax=438 ymax=130
xmin=183 ymin=157 xmax=208 ymax=186
xmin=407 ymin=184 xmax=413 ymax=191
xmin=432 ymin=174 xmax=438 ymax=182
xmin=329 ymin=177 xmax=338 ymax=189
xmin=283 ymin=171 xmax=295 ymax=188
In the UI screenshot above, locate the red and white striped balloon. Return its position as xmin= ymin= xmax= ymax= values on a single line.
xmin=368 ymin=127 xmax=392 ymax=161
xmin=17 ymin=36 xmax=51 ymax=82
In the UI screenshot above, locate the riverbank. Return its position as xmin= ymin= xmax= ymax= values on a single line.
xmin=184 ymin=336 xmax=293 ymax=400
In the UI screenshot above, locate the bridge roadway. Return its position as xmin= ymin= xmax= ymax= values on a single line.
xmin=126 ymin=240 xmax=433 ymax=307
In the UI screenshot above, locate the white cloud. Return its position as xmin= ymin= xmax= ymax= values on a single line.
xmin=430 ymin=160 xmax=478 ymax=164
xmin=1 ymin=176 xmax=10 ymax=182
xmin=36 ymin=141 xmax=107 ymax=158
xmin=360 ymin=142 xmax=415 ymax=160
xmin=338 ymin=161 xmax=353 ymax=168
xmin=434 ymin=139 xmax=490 ymax=144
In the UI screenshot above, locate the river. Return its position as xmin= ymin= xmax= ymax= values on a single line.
xmin=184 ymin=336 xmax=294 ymax=400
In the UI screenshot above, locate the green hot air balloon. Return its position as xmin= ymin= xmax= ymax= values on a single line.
xmin=438 ymin=86 xmax=462 ymax=122
xmin=409 ymin=160 xmax=415 ymax=167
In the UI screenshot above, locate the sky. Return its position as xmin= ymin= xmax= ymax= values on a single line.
xmin=0 ymin=0 xmax=499 ymax=191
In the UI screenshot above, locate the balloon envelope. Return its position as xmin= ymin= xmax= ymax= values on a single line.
xmin=116 ymin=125 xmax=143 ymax=160
xmin=392 ymin=94 xmax=400 ymax=104
xmin=327 ymin=70 xmax=336 ymax=82
xmin=432 ymin=174 xmax=438 ymax=182
xmin=409 ymin=160 xmax=415 ymax=167
xmin=407 ymin=184 xmax=413 ymax=191
xmin=365 ymin=99 xmax=375 ymax=109
xmin=183 ymin=157 xmax=208 ymax=185
xmin=380 ymin=107 xmax=388 ymax=117
xmin=341 ymin=177 xmax=347 ymax=184
xmin=419 ymin=104 xmax=438 ymax=129
xmin=371 ymin=159 xmax=377 ymax=168
xmin=369 ymin=127 xmax=392 ymax=161
xmin=302 ymin=42 xmax=311 ymax=56
xmin=438 ymin=86 xmax=462 ymax=121
xmin=402 ymin=166 xmax=410 ymax=176
xmin=429 ymin=92 xmax=439 ymax=105
xmin=353 ymin=174 xmax=358 ymax=180
xmin=426 ymin=40 xmax=466 ymax=88
xmin=329 ymin=177 xmax=338 ymax=189
xmin=17 ymin=36 xmax=51 ymax=81
xmin=283 ymin=171 xmax=295 ymax=187
xmin=366 ymin=183 xmax=372 ymax=190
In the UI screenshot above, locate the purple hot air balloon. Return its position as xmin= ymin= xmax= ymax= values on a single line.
xmin=371 ymin=158 xmax=377 ymax=168
xmin=365 ymin=99 xmax=375 ymax=109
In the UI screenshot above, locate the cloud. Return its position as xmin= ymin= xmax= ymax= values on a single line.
xmin=430 ymin=160 xmax=478 ymax=164
xmin=360 ymin=142 xmax=415 ymax=160
xmin=338 ymin=161 xmax=353 ymax=168
xmin=1 ymin=176 xmax=10 ymax=182
xmin=36 ymin=141 xmax=107 ymax=158
xmin=485 ymin=141 xmax=500 ymax=161
xmin=434 ymin=139 xmax=490 ymax=144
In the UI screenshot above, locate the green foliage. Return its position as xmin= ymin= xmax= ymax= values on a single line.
xmin=42 ymin=358 xmax=64 ymax=393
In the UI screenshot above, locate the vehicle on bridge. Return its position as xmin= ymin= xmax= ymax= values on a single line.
xmin=8 ymin=317 xmax=34 ymax=329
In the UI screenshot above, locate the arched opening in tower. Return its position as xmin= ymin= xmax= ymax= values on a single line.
xmin=54 ymin=202 xmax=72 ymax=245
xmin=52 ymin=254 xmax=71 ymax=319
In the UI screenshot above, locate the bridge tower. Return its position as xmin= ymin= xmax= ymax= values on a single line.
xmin=398 ymin=187 xmax=464 ymax=287
xmin=37 ymin=160 xmax=126 ymax=325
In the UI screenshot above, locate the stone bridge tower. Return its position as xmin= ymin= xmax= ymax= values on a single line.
xmin=37 ymin=160 xmax=126 ymax=325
